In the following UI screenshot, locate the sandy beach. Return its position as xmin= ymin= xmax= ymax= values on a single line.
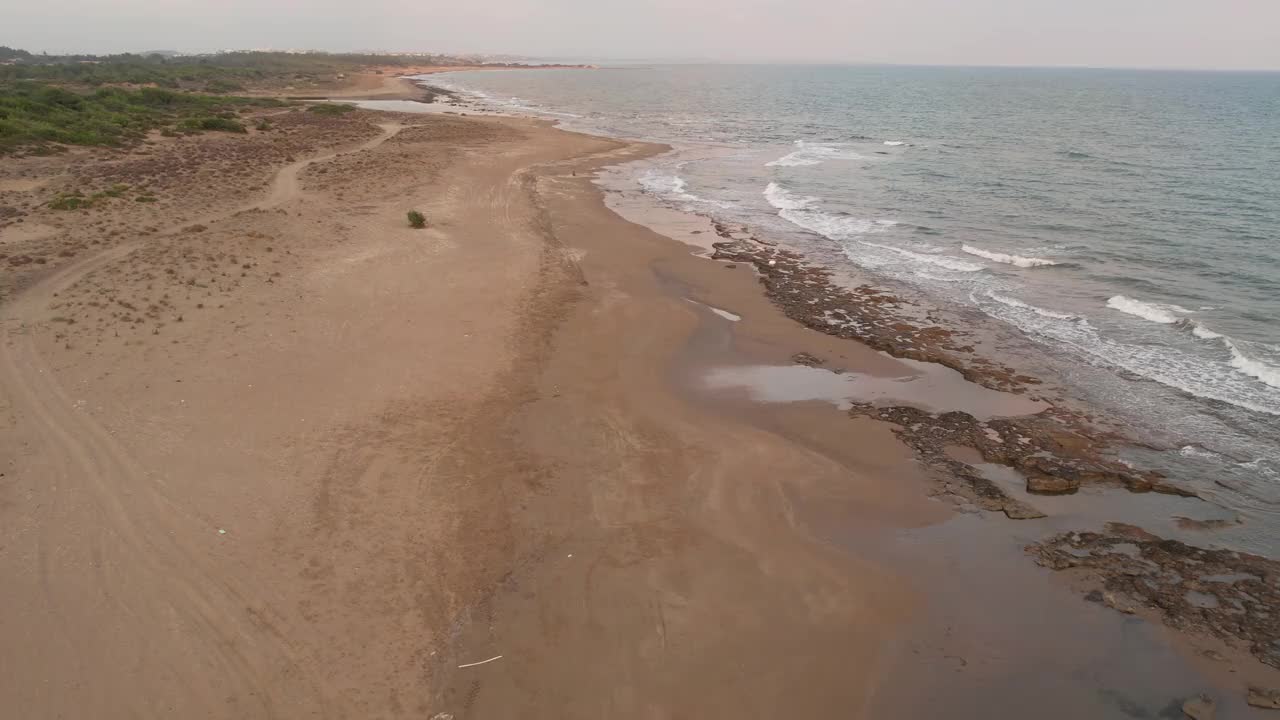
xmin=2 ymin=74 xmax=1279 ymax=718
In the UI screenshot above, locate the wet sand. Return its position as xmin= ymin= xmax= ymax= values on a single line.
xmin=1 ymin=77 xmax=1278 ymax=718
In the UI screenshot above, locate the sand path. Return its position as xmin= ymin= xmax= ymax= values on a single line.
xmin=0 ymin=124 xmax=403 ymax=718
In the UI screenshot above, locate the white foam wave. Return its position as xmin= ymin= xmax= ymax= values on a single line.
xmin=977 ymin=292 xmax=1280 ymax=416
xmin=1226 ymin=340 xmax=1280 ymax=389
xmin=766 ymin=140 xmax=866 ymax=167
xmin=640 ymin=172 xmax=689 ymax=196
xmin=764 ymin=183 xmax=897 ymax=247
xmin=883 ymin=140 xmax=907 ymax=146
xmin=1180 ymin=445 xmax=1223 ymax=460
xmin=1189 ymin=322 xmax=1224 ymax=340
xmin=1106 ymin=295 xmax=1189 ymax=324
xmin=858 ymin=242 xmax=984 ymax=272
xmin=640 ymin=170 xmax=732 ymax=207
xmin=961 ymin=244 xmax=1059 ymax=268
xmin=984 ymin=292 xmax=1079 ymax=320
xmin=764 ymin=182 xmax=818 ymax=211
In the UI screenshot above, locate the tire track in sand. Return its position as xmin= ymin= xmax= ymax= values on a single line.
xmin=0 ymin=123 xmax=403 ymax=718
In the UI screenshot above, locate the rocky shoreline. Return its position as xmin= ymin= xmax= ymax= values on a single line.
xmin=709 ymin=231 xmax=1195 ymax=509
xmin=1031 ymin=523 xmax=1280 ymax=676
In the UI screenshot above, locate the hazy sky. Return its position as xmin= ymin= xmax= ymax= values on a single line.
xmin=3 ymin=0 xmax=1279 ymax=70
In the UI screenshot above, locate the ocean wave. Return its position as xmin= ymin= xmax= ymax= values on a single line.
xmin=1184 ymin=320 xmax=1224 ymax=340
xmin=640 ymin=172 xmax=689 ymax=196
xmin=858 ymin=242 xmax=984 ymax=272
xmin=983 ymin=291 xmax=1081 ymax=321
xmin=764 ymin=182 xmax=818 ymax=211
xmin=1105 ymin=297 xmax=1280 ymax=391
xmin=764 ymin=182 xmax=895 ymax=242
xmin=1226 ymin=339 xmax=1280 ymax=389
xmin=766 ymin=140 xmax=866 ymax=167
xmin=883 ymin=140 xmax=907 ymax=146
xmin=961 ymin=244 xmax=1060 ymax=268
xmin=639 ymin=170 xmax=732 ymax=207
xmin=1105 ymin=295 xmax=1190 ymax=324
xmin=976 ymin=292 xmax=1280 ymax=416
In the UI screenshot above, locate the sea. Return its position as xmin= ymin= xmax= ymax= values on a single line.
xmin=419 ymin=64 xmax=1280 ymax=547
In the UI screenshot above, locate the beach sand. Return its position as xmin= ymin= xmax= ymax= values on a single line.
xmin=1 ymin=77 xmax=1277 ymax=718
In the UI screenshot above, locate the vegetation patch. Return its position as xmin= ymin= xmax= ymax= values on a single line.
xmin=0 ymin=83 xmax=279 ymax=153
xmin=47 ymin=184 xmax=132 ymax=210
xmin=407 ymin=210 xmax=427 ymax=229
xmin=308 ymin=103 xmax=357 ymax=116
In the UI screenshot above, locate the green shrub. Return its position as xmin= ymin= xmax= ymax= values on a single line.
xmin=135 ymin=195 xmax=158 ymax=203
xmin=307 ymin=103 xmax=356 ymax=116
xmin=203 ymin=79 xmax=245 ymax=94
xmin=48 ymin=191 xmax=90 ymax=210
xmin=407 ymin=210 xmax=426 ymax=229
xmin=0 ymin=82 xmax=279 ymax=153
xmin=178 ymin=116 xmax=247 ymax=133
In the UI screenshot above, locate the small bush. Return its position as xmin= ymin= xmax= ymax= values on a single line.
xmin=203 ymin=79 xmax=245 ymax=94
xmin=179 ymin=116 xmax=247 ymax=133
xmin=135 ymin=195 xmax=158 ymax=203
xmin=407 ymin=210 xmax=427 ymax=229
xmin=308 ymin=103 xmax=357 ymax=116
xmin=254 ymin=118 xmax=273 ymax=131
xmin=49 ymin=192 xmax=90 ymax=210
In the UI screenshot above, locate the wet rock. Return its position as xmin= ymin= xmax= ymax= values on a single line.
xmin=791 ymin=352 xmax=824 ymax=367
xmin=1001 ymin=499 xmax=1047 ymax=520
xmin=1026 ymin=473 xmax=1080 ymax=495
xmin=1182 ymin=694 xmax=1215 ymax=720
xmin=1030 ymin=525 xmax=1280 ymax=669
xmin=1247 ymin=687 xmax=1280 ymax=709
xmin=1084 ymin=589 xmax=1104 ymax=603
xmin=1103 ymin=590 xmax=1139 ymax=614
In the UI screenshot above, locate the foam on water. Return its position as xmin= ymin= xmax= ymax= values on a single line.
xmin=962 ymin=244 xmax=1060 ymax=268
xmin=1106 ymin=295 xmax=1189 ymax=324
xmin=857 ymin=241 xmax=985 ymax=272
xmin=766 ymin=140 xmax=867 ymax=167
xmin=1226 ymin=339 xmax=1280 ymax=389
xmin=639 ymin=169 xmax=733 ymax=207
xmin=984 ymin=291 xmax=1082 ymax=321
xmin=977 ymin=291 xmax=1280 ymax=416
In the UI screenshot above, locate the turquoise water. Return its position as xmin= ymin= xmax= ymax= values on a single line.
xmin=427 ymin=65 xmax=1280 ymax=540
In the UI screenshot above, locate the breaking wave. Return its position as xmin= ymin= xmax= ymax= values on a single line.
xmin=766 ymin=140 xmax=866 ymax=167
xmin=962 ymin=244 xmax=1060 ymax=268
xmin=1106 ymin=295 xmax=1190 ymax=324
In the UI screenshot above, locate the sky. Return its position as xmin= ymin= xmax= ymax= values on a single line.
xmin=2 ymin=0 xmax=1279 ymax=70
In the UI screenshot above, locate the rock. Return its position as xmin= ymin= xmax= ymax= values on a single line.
xmin=1001 ymin=500 xmax=1047 ymax=520
xmin=1084 ymin=590 xmax=1104 ymax=603
xmin=1247 ymin=687 xmax=1280 ymax=709
xmin=791 ymin=352 xmax=824 ymax=367
xmin=430 ymin=714 xmax=455 ymax=720
xmin=1183 ymin=694 xmax=1215 ymax=720
xmin=1026 ymin=473 xmax=1080 ymax=495
xmin=1102 ymin=590 xmax=1138 ymax=615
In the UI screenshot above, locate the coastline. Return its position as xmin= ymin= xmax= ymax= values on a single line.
xmin=1 ymin=72 xmax=1278 ymax=718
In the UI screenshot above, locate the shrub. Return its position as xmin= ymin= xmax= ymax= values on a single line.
xmin=49 ymin=192 xmax=90 ymax=210
xmin=407 ymin=210 xmax=426 ymax=229
xmin=178 ymin=116 xmax=247 ymax=133
xmin=308 ymin=103 xmax=356 ymax=116
xmin=203 ymin=79 xmax=245 ymax=94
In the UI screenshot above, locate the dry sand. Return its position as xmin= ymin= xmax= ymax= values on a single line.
xmin=2 ymin=89 xmax=1277 ymax=718
xmin=0 ymin=102 xmax=933 ymax=718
